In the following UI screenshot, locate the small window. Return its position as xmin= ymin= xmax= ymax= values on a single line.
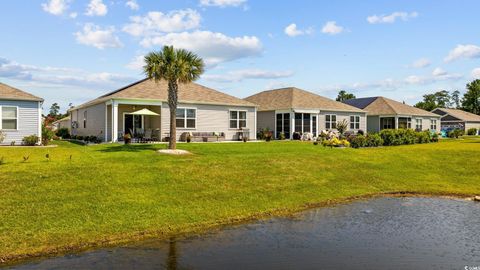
xmin=83 ymin=111 xmax=87 ymax=128
xmin=349 ymin=115 xmax=360 ymax=129
xmin=1 ymin=106 xmax=18 ymax=130
xmin=325 ymin=114 xmax=337 ymax=129
xmin=230 ymin=110 xmax=247 ymax=129
xmin=430 ymin=119 xmax=437 ymax=130
xmin=176 ymin=108 xmax=196 ymax=129
xmin=415 ymin=119 xmax=423 ymax=131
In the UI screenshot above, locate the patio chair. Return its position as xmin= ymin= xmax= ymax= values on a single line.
xmin=144 ymin=129 xmax=153 ymax=142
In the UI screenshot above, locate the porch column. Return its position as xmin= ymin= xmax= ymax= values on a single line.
xmin=395 ymin=116 xmax=398 ymax=129
xmin=104 ymin=103 xmax=108 ymax=142
xmin=112 ymin=101 xmax=118 ymax=142
xmin=290 ymin=111 xmax=295 ymax=139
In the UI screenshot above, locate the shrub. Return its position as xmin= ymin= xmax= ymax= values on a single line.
xmin=431 ymin=132 xmax=439 ymax=142
xmin=279 ymin=132 xmax=286 ymax=140
xmin=415 ymin=131 xmax=431 ymax=144
xmin=350 ymin=135 xmax=367 ymax=148
xmin=22 ymin=135 xmax=39 ymax=146
xmin=322 ymin=137 xmax=350 ymax=147
xmin=448 ymin=129 xmax=464 ymax=138
xmin=467 ymin=128 xmax=478 ymax=136
xmin=42 ymin=125 xmax=54 ymax=145
xmin=366 ymin=133 xmax=383 ymax=147
xmin=336 ymin=119 xmax=349 ymax=137
xmin=357 ymin=129 xmax=365 ymax=136
xmin=0 ymin=130 xmax=5 ymax=144
xmin=76 ymin=135 xmax=84 ymax=141
xmin=56 ymin=128 xmax=70 ymax=138
xmin=379 ymin=129 xmax=397 ymax=146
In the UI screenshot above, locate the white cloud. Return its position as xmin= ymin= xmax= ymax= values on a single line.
xmin=74 ymin=24 xmax=123 ymax=49
xmin=140 ymin=31 xmax=262 ymax=66
xmin=199 ymin=0 xmax=246 ymax=7
xmin=41 ymin=0 xmax=70 ymax=16
xmin=321 ymin=21 xmax=344 ymax=35
xmin=69 ymin=12 xmax=78 ymax=18
xmin=410 ymin=58 xmax=430 ymax=68
xmin=444 ymin=44 xmax=480 ymax=62
xmin=85 ymin=0 xmax=108 ymax=16
xmin=284 ymin=23 xmax=313 ymax=37
xmin=125 ymin=55 xmax=145 ymax=70
xmin=367 ymin=11 xmax=418 ymax=24
xmin=123 ymin=9 xmax=201 ymax=36
xmin=203 ymin=69 xmax=294 ymax=82
xmin=404 ymin=68 xmax=462 ymax=85
xmin=125 ymin=0 xmax=139 ymax=11
xmin=472 ymin=68 xmax=480 ymax=79
xmin=432 ymin=67 xmax=447 ymax=77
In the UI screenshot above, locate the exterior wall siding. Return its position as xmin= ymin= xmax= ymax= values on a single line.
xmin=161 ymin=102 xmax=256 ymax=141
xmin=318 ymin=111 xmax=367 ymax=132
xmin=0 ymin=100 xmax=41 ymax=144
xmin=367 ymin=115 xmax=380 ymax=133
xmin=70 ymin=103 xmax=106 ymax=140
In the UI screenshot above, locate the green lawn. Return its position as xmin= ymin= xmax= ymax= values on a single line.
xmin=0 ymin=138 xmax=479 ymax=262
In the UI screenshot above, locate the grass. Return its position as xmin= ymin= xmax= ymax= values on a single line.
xmin=0 ymin=137 xmax=479 ymax=263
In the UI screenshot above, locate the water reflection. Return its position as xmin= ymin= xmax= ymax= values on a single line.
xmin=7 ymin=197 xmax=480 ymax=270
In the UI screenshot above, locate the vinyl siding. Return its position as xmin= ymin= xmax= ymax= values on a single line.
xmin=161 ymin=102 xmax=256 ymax=140
xmin=318 ymin=111 xmax=367 ymax=132
xmin=0 ymin=100 xmax=40 ymax=144
xmin=71 ymin=103 xmax=106 ymax=140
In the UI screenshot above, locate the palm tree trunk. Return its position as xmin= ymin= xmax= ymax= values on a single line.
xmin=168 ymin=80 xmax=178 ymax=150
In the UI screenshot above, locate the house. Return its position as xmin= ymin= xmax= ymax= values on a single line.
xmin=244 ymin=87 xmax=367 ymax=139
xmin=0 ymin=82 xmax=43 ymax=145
xmin=431 ymin=108 xmax=480 ymax=132
xmin=344 ymin=97 xmax=441 ymax=133
xmin=68 ymin=78 xmax=257 ymax=142
xmin=52 ymin=116 xmax=71 ymax=131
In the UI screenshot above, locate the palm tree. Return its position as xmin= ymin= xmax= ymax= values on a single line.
xmin=144 ymin=46 xmax=205 ymax=149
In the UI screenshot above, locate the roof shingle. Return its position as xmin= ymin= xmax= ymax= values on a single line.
xmin=432 ymin=108 xmax=480 ymax=122
xmin=344 ymin=96 xmax=439 ymax=117
xmin=73 ymin=79 xmax=255 ymax=110
xmin=0 ymin=82 xmax=43 ymax=102
xmin=244 ymin=87 xmax=365 ymax=113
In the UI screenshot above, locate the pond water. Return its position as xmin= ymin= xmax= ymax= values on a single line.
xmin=7 ymin=197 xmax=480 ymax=270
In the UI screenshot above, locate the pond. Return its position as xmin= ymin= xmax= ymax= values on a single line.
xmin=6 ymin=197 xmax=480 ymax=270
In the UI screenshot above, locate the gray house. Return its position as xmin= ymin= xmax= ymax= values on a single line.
xmin=431 ymin=108 xmax=480 ymax=132
xmin=244 ymin=87 xmax=367 ymax=139
xmin=344 ymin=97 xmax=441 ymax=133
xmin=68 ymin=78 xmax=257 ymax=142
xmin=0 ymin=82 xmax=43 ymax=145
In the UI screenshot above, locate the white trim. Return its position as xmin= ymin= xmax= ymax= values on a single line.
xmin=254 ymin=107 xmax=257 ymax=139
xmin=228 ymin=109 xmax=247 ymax=130
xmin=104 ymin=103 xmax=108 ymax=142
xmin=38 ymin=102 xmax=42 ymax=143
xmin=112 ymin=101 xmax=118 ymax=142
xmin=293 ymin=108 xmax=321 ymax=114
xmin=0 ymin=105 xmax=19 ymax=131
xmin=176 ymin=107 xmax=197 ymax=129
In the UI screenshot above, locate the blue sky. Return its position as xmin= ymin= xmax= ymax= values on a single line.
xmin=1 ymin=0 xmax=480 ymax=113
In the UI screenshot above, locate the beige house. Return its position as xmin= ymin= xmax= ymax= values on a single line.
xmin=0 ymin=82 xmax=43 ymax=145
xmin=344 ymin=97 xmax=441 ymax=133
xmin=51 ymin=116 xmax=70 ymax=131
xmin=431 ymin=108 xmax=480 ymax=132
xmin=244 ymin=87 xmax=366 ymax=139
xmin=69 ymin=79 xmax=257 ymax=142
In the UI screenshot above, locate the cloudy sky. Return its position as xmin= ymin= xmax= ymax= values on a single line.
xmin=1 ymin=0 xmax=480 ymax=113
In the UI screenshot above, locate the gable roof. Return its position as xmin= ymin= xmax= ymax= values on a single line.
xmin=0 ymin=82 xmax=43 ymax=102
xmin=244 ymin=87 xmax=365 ymax=113
xmin=71 ymin=78 xmax=255 ymax=110
xmin=344 ymin=96 xmax=439 ymax=117
xmin=432 ymin=108 xmax=480 ymax=122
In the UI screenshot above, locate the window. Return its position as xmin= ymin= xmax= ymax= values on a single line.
xmin=176 ymin=108 xmax=196 ymax=129
xmin=430 ymin=119 xmax=437 ymax=130
xmin=350 ymin=115 xmax=360 ymax=129
xmin=381 ymin=118 xmax=394 ymax=129
xmin=1 ymin=106 xmax=18 ymax=130
xmin=83 ymin=111 xmax=87 ymax=128
xmin=312 ymin=115 xmax=317 ymax=136
xmin=229 ymin=110 xmax=246 ymax=129
xmin=398 ymin=117 xmax=411 ymax=129
xmin=294 ymin=113 xmax=312 ymax=133
xmin=325 ymin=114 xmax=337 ymax=129
xmin=415 ymin=119 xmax=423 ymax=131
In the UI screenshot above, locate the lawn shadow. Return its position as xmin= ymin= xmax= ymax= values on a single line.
xmin=97 ymin=144 xmax=161 ymax=153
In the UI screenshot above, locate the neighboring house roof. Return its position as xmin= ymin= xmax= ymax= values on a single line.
xmin=71 ymin=78 xmax=255 ymax=111
xmin=243 ymin=87 xmax=365 ymax=113
xmin=344 ymin=96 xmax=439 ymax=117
xmin=432 ymin=108 xmax=480 ymax=122
xmin=52 ymin=116 xmax=70 ymax=125
xmin=0 ymin=82 xmax=43 ymax=102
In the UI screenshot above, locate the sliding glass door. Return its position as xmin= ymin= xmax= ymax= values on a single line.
xmin=275 ymin=113 xmax=290 ymax=139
